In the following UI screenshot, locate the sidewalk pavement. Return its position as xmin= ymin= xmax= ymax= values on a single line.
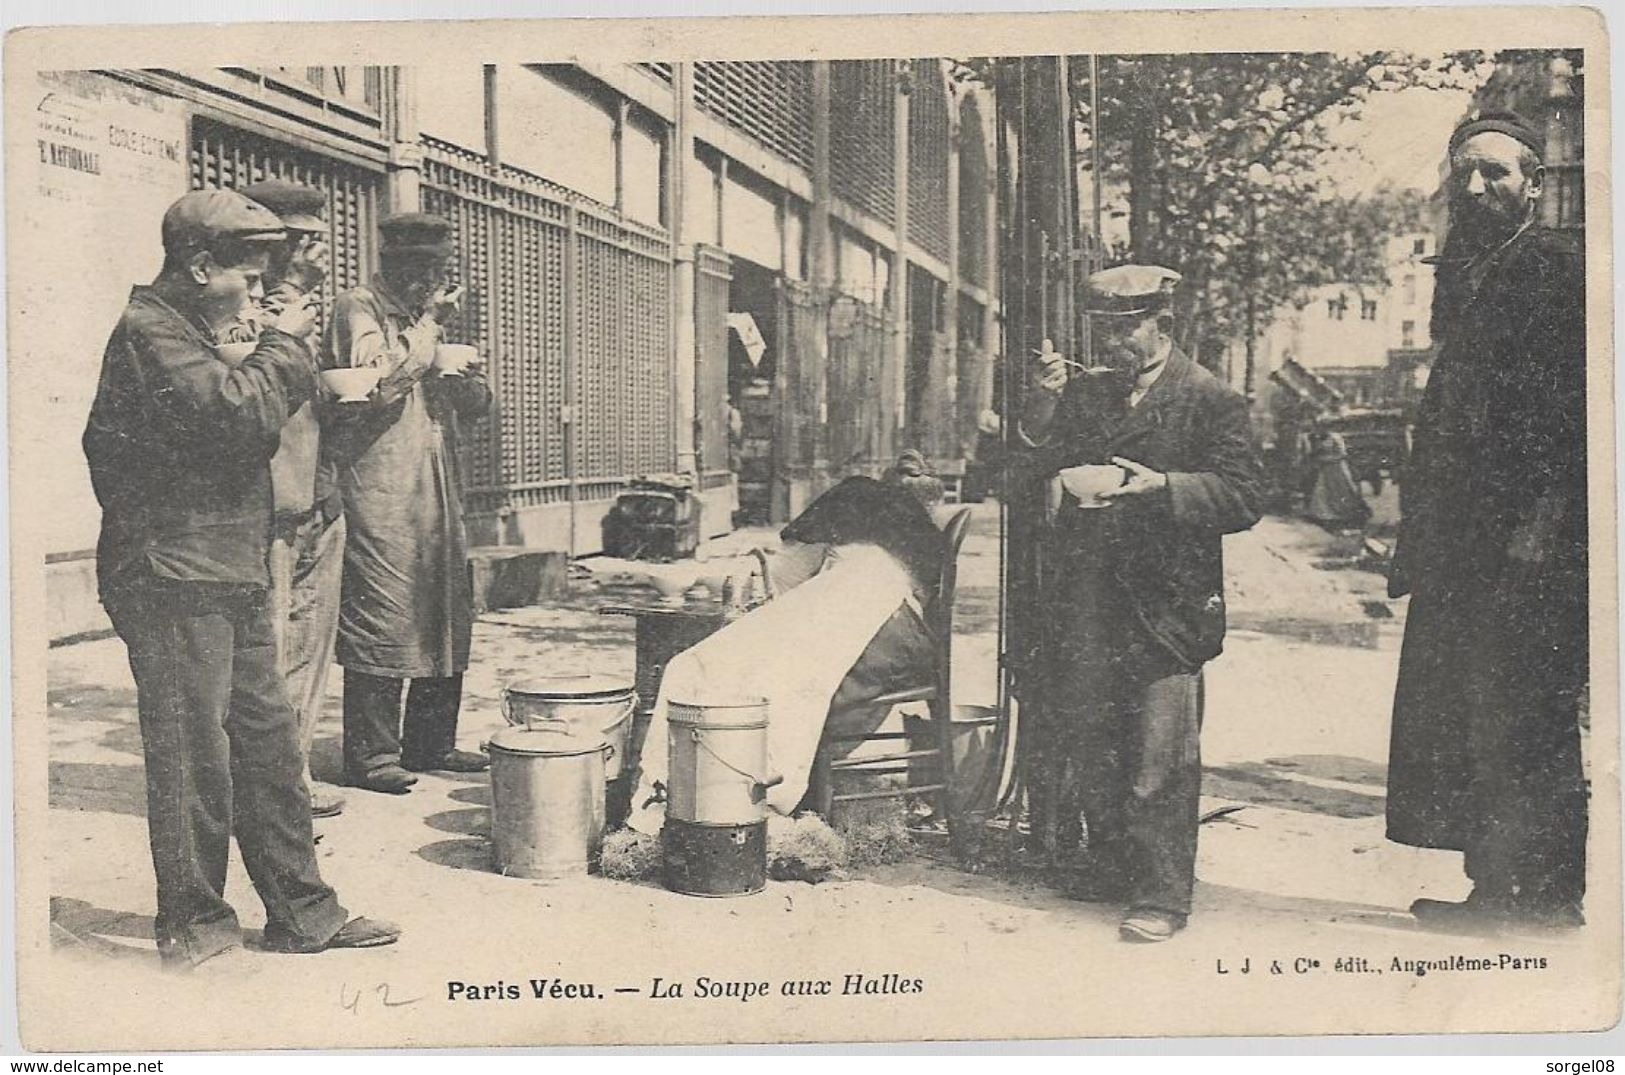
xmin=29 ymin=499 xmax=1601 ymax=1048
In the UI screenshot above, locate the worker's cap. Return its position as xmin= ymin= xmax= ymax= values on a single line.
xmin=379 ymin=212 xmax=455 ymax=258
xmin=1084 ymin=264 xmax=1182 ymax=317
xmin=1448 ymin=111 xmax=1544 ymax=161
xmin=238 ymin=179 xmax=328 ymax=234
xmin=161 ymin=189 xmax=286 ymax=255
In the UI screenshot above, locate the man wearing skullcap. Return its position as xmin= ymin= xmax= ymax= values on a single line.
xmin=1023 ymin=264 xmax=1261 ymax=943
xmin=83 ymin=189 xmax=400 ymax=969
xmin=231 ymin=179 xmax=347 ymax=819
xmin=1386 ymin=112 xmax=1589 ymax=931
xmin=325 ymin=212 xmax=493 ymax=794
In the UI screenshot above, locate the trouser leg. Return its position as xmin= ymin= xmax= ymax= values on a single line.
xmin=108 ymin=588 xmax=242 ymax=967
xmin=1121 ymin=668 xmax=1204 ymax=918
xmin=222 ymin=594 xmax=346 ymax=948
xmin=401 ymin=675 xmax=464 ymax=764
xmin=284 ymin=514 xmax=346 ymax=766
xmin=343 ymin=669 xmax=405 ymax=776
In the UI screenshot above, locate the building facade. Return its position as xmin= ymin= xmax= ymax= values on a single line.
xmin=26 ymin=62 xmax=1001 ymax=640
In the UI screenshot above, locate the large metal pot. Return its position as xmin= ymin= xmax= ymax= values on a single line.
xmin=487 ymin=722 xmax=612 ymax=880
xmin=502 ymin=675 xmax=638 ymax=782
xmin=666 ymin=697 xmax=780 ymax=825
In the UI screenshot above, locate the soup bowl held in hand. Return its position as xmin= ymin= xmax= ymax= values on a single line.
xmin=433 ymin=343 xmax=479 ymax=377
xmin=321 ymin=366 xmax=383 ymax=403
xmin=1058 ymin=463 xmax=1128 ymax=508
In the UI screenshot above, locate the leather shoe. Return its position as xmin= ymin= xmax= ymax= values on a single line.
xmin=1409 ymin=890 xmax=1508 ymax=935
xmin=403 ymin=749 xmax=490 ymax=774
xmin=311 ymin=785 xmax=347 ymax=817
xmin=350 ymin=764 xmax=418 ymax=794
xmin=1119 ymin=908 xmax=1186 ymax=943
xmin=264 ymin=916 xmax=401 ymax=954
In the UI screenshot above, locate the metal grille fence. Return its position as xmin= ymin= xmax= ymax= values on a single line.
xmin=421 ymin=137 xmax=674 ymax=516
xmin=694 ymin=62 xmax=815 ymax=171
xmin=826 ymin=295 xmax=891 ymax=472
xmin=907 ymin=60 xmax=952 ymax=264
xmin=831 ymin=61 xmax=897 ymax=227
xmin=188 ymin=116 xmax=383 ymax=301
xmin=694 ymin=245 xmax=734 ymax=486
xmin=778 ymin=278 xmax=826 ymax=471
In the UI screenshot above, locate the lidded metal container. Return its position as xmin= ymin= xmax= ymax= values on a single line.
xmin=664 ymin=696 xmax=775 ymax=825
xmin=487 ymin=721 xmax=611 ymax=880
xmin=502 ymin=675 xmax=637 ymax=782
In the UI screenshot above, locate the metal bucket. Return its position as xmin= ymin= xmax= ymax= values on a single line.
xmin=662 ymin=817 xmax=767 ymax=897
xmin=487 ymin=723 xmax=611 ymax=880
xmin=666 ymin=697 xmax=779 ymax=825
xmin=502 ymin=675 xmax=637 ymax=782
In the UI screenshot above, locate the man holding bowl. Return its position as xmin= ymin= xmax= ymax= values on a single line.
xmin=1020 ymin=264 xmax=1261 ymax=943
xmin=83 ymin=189 xmax=400 ymax=967
xmin=324 ymin=212 xmax=493 ymax=795
xmin=223 ymin=179 xmax=349 ymax=820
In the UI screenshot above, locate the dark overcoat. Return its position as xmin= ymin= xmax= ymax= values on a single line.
xmin=1033 ymin=349 xmax=1263 ymax=669
xmin=1386 ymin=226 xmax=1588 ymax=879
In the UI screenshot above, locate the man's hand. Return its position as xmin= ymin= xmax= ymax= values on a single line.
xmin=1034 ymin=337 xmax=1068 ymax=396
xmin=427 ymin=284 xmax=466 ymax=325
xmin=1096 ymin=456 xmax=1168 ymax=501
xmin=271 ymin=296 xmax=319 ymax=339
xmin=286 ymin=235 xmax=330 ymax=292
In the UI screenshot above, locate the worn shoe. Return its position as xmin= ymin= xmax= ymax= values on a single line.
xmin=264 ymin=916 xmax=402 ymax=955
xmin=1409 ymin=886 xmax=1511 ymax=934
xmin=310 ymin=785 xmax=347 ymax=817
xmin=350 ymin=764 xmax=418 ymax=794
xmin=403 ymin=749 xmax=490 ymax=774
xmin=1119 ymin=908 xmax=1187 ymax=943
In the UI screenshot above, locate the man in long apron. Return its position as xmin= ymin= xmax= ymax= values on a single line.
xmin=1021 ymin=265 xmax=1261 ymax=943
xmin=325 ymin=213 xmax=493 ymax=795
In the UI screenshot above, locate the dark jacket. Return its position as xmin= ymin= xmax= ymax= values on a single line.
xmin=1034 ymin=348 xmax=1262 ymax=668
xmin=83 ymin=285 xmax=318 ymax=599
xmin=1390 ymin=225 xmax=1587 ymax=600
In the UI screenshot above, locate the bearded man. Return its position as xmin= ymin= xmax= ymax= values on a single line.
xmin=1387 ymin=112 xmax=1589 ymax=931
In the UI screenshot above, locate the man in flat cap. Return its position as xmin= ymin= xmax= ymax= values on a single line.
xmin=1386 ymin=112 xmax=1589 ymax=931
xmin=229 ymin=179 xmax=347 ymax=820
xmin=1023 ymin=264 xmax=1261 ymax=943
xmin=325 ymin=212 xmax=492 ymax=794
xmin=84 ymin=189 xmax=400 ymax=969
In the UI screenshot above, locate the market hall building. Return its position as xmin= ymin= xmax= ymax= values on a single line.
xmin=27 ymin=61 xmax=1003 ymax=642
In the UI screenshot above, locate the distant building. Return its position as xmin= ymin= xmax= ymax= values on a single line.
xmin=1249 ymin=230 xmax=1436 ymax=416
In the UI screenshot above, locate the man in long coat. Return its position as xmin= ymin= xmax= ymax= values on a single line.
xmin=1022 ymin=265 xmax=1262 ymax=943
xmin=84 ymin=190 xmax=399 ymax=967
xmin=1387 ymin=113 xmax=1588 ymax=930
xmin=325 ymin=213 xmax=493 ymax=794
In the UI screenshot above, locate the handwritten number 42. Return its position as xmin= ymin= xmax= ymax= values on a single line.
xmin=342 ymin=983 xmax=423 ymax=1014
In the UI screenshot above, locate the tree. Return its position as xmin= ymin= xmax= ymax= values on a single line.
xmin=1074 ymin=52 xmax=1476 ymax=379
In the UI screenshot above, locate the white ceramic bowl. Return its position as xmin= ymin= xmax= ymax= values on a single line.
xmin=321 ymin=366 xmax=383 ymax=402
xmin=434 ymin=343 xmax=479 ymax=376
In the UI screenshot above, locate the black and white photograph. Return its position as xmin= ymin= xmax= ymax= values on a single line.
xmin=3 ymin=5 xmax=1616 ymax=1051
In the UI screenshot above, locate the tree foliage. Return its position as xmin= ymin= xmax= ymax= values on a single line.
xmin=1072 ymin=52 xmax=1478 ymax=368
